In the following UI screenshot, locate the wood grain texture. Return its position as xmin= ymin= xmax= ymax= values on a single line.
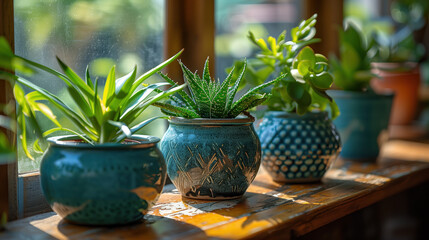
xmin=303 ymin=0 xmax=343 ymax=57
xmin=1 ymin=140 xmax=429 ymax=239
xmin=0 ymin=0 xmax=17 ymax=222
xmin=164 ymin=0 xmax=215 ymax=84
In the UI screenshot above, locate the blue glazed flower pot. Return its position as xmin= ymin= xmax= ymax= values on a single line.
xmin=258 ymin=111 xmax=341 ymax=183
xmin=160 ymin=117 xmax=261 ymax=200
xmin=40 ymin=135 xmax=166 ymax=226
xmin=329 ymin=90 xmax=393 ymax=161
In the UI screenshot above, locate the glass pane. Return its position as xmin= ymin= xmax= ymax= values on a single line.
xmin=14 ymin=0 xmax=165 ymax=173
xmin=215 ymin=0 xmax=303 ymax=79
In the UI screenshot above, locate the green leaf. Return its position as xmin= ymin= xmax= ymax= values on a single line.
xmin=203 ymin=58 xmax=211 ymax=83
xmin=310 ymin=72 xmax=333 ymax=89
xmin=115 ymin=116 xmax=167 ymax=142
xmin=130 ymin=49 xmax=183 ymax=94
xmin=103 ymin=65 xmax=116 ymax=105
xmin=180 ymin=61 xmax=213 ymax=117
xmin=297 ymin=60 xmax=312 ymax=76
xmin=226 ymin=62 xmax=246 ymax=112
xmin=120 ymin=84 xmax=187 ymax=124
xmin=152 ymin=102 xmax=200 ymax=118
xmin=123 ymin=82 xmax=171 ymax=114
xmin=287 ymin=82 xmax=305 ymax=100
xmin=296 ymin=46 xmax=316 ymax=66
xmin=56 ymin=57 xmax=95 ymax=99
xmin=108 ymin=120 xmax=132 ymax=138
xmin=296 ymin=90 xmax=311 ymax=115
xmin=85 ymin=66 xmax=94 ymax=90
xmin=315 ymin=54 xmax=328 ymax=64
xmin=229 ymin=94 xmax=269 ymax=117
xmin=157 ymin=71 xmax=198 ymax=111
xmin=229 ymin=73 xmax=284 ymax=117
xmin=31 ymin=102 xmax=61 ymax=127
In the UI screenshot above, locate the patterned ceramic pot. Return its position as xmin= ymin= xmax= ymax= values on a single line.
xmin=330 ymin=90 xmax=393 ymax=161
xmin=40 ymin=135 xmax=166 ymax=225
xmin=258 ymin=111 xmax=341 ymax=183
xmin=160 ymin=116 xmax=261 ymax=200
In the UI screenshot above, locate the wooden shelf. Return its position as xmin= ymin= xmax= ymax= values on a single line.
xmin=1 ymin=140 xmax=429 ymax=240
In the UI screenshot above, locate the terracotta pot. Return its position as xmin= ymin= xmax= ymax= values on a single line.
xmin=371 ymin=62 xmax=420 ymax=125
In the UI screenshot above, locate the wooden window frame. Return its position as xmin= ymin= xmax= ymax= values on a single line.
xmin=1 ymin=0 xmax=341 ymax=220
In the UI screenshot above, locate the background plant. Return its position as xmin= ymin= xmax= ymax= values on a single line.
xmin=229 ymin=14 xmax=339 ymax=118
xmin=0 ymin=37 xmax=185 ymax=159
xmin=330 ymin=23 xmax=375 ymax=91
xmin=368 ymin=0 xmax=427 ymax=63
xmin=153 ymin=58 xmax=283 ymax=119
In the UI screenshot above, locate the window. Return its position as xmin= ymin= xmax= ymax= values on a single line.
xmin=14 ymin=0 xmax=166 ymax=173
xmin=215 ymin=0 xmax=303 ymax=79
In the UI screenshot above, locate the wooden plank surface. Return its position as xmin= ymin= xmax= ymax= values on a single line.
xmin=1 ymin=140 xmax=429 ymax=239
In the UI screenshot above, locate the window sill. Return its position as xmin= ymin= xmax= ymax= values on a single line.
xmin=1 ymin=140 xmax=429 ymax=239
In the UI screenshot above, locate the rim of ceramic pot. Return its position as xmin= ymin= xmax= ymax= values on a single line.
xmin=169 ymin=115 xmax=255 ymax=126
xmin=264 ymin=111 xmax=328 ymax=120
xmin=327 ymin=89 xmax=394 ymax=99
xmin=371 ymin=61 xmax=419 ymax=73
xmin=47 ymin=134 xmax=160 ymax=149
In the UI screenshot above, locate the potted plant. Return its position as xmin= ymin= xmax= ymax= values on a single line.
xmin=154 ymin=58 xmax=282 ymax=200
xmin=243 ymin=14 xmax=341 ymax=183
xmin=0 ymin=37 xmax=186 ymax=225
xmin=329 ymin=23 xmax=393 ymax=161
xmin=370 ymin=0 xmax=426 ymax=125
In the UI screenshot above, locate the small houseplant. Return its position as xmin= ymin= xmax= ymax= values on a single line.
xmin=329 ymin=23 xmax=393 ymax=161
xmin=0 ymin=37 xmax=185 ymax=225
xmin=244 ymin=14 xmax=341 ymax=183
xmin=155 ymin=58 xmax=282 ymax=200
xmin=370 ymin=0 xmax=425 ymax=125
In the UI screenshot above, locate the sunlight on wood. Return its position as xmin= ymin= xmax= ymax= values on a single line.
xmin=380 ymin=140 xmax=429 ymax=162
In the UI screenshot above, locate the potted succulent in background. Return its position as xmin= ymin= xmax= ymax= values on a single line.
xmin=0 ymin=37 xmax=185 ymax=225
xmin=242 ymin=14 xmax=341 ymax=183
xmin=370 ymin=0 xmax=426 ymax=126
xmin=155 ymin=58 xmax=282 ymax=200
xmin=329 ymin=23 xmax=393 ymax=161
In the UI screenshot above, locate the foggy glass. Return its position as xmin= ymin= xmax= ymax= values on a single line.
xmin=215 ymin=0 xmax=303 ymax=80
xmin=15 ymin=0 xmax=165 ymax=173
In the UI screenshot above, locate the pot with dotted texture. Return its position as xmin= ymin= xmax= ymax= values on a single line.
xmin=257 ymin=111 xmax=341 ymax=183
xmin=40 ymin=135 xmax=166 ymax=225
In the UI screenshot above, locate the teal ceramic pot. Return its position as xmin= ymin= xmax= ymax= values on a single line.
xmin=40 ymin=135 xmax=166 ymax=226
xmin=160 ymin=116 xmax=261 ymax=200
xmin=258 ymin=111 xmax=341 ymax=183
xmin=329 ymin=90 xmax=393 ymax=161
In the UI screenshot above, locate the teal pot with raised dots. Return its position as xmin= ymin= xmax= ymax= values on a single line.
xmin=160 ymin=116 xmax=261 ymax=200
xmin=257 ymin=111 xmax=341 ymax=183
xmin=40 ymin=135 xmax=166 ymax=226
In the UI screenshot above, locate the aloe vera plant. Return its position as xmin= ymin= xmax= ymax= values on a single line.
xmin=0 ymin=37 xmax=185 ymax=159
xmin=230 ymin=14 xmax=339 ymax=118
xmin=153 ymin=58 xmax=284 ymax=119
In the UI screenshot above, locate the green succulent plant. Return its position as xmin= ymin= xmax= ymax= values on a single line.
xmin=230 ymin=14 xmax=339 ymax=118
xmin=0 ymin=37 xmax=185 ymax=159
xmin=153 ymin=58 xmax=284 ymax=119
xmin=330 ymin=23 xmax=375 ymax=91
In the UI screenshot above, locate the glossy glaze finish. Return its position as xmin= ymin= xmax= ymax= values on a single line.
xmin=160 ymin=117 xmax=261 ymax=200
xmin=40 ymin=135 xmax=166 ymax=225
xmin=330 ymin=90 xmax=393 ymax=161
xmin=258 ymin=111 xmax=341 ymax=183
